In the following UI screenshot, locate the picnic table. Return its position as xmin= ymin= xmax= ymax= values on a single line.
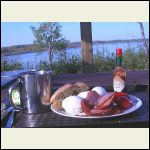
xmin=1 ymin=70 xmax=149 ymax=128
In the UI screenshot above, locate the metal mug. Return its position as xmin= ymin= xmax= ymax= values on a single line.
xmin=8 ymin=70 xmax=53 ymax=114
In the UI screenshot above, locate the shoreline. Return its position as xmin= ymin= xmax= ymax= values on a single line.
xmin=1 ymin=39 xmax=149 ymax=56
xmin=1 ymin=49 xmax=48 ymax=56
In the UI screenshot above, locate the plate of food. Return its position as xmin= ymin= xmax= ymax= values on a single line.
xmin=50 ymin=82 xmax=142 ymax=119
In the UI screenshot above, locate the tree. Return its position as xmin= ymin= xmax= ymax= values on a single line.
xmin=138 ymin=22 xmax=149 ymax=54
xmin=30 ymin=22 xmax=69 ymax=67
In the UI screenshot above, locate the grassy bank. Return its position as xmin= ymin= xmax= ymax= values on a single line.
xmin=1 ymin=47 xmax=149 ymax=75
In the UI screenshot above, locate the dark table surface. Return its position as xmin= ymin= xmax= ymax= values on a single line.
xmin=1 ymin=71 xmax=149 ymax=128
xmin=11 ymin=87 xmax=148 ymax=128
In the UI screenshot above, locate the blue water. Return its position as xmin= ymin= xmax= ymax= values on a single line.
xmin=2 ymin=41 xmax=145 ymax=66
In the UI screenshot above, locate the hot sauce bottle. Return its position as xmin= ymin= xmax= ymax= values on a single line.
xmin=113 ymin=48 xmax=126 ymax=92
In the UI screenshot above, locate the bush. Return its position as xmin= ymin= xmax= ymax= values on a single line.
xmin=1 ymin=47 xmax=149 ymax=74
xmin=123 ymin=47 xmax=149 ymax=70
xmin=94 ymin=48 xmax=115 ymax=72
xmin=51 ymin=52 xmax=82 ymax=75
xmin=1 ymin=58 xmax=23 ymax=71
xmin=32 ymin=50 xmax=82 ymax=75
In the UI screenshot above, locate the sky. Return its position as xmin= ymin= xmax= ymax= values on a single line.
xmin=1 ymin=22 xmax=149 ymax=47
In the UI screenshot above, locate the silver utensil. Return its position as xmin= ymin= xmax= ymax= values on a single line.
xmin=5 ymin=106 xmax=15 ymax=128
xmin=1 ymin=100 xmax=19 ymax=127
xmin=1 ymin=100 xmax=12 ymax=120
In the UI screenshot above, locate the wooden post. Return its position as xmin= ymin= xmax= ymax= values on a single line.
xmin=80 ymin=22 xmax=93 ymax=73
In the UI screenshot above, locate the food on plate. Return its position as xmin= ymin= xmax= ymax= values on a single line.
xmin=50 ymin=82 xmax=89 ymax=110
xmin=113 ymin=92 xmax=129 ymax=101
xmin=86 ymin=91 xmax=101 ymax=106
xmin=52 ymin=100 xmax=63 ymax=111
xmin=81 ymin=92 xmax=115 ymax=115
xmin=81 ymin=91 xmax=131 ymax=116
xmin=75 ymin=82 xmax=90 ymax=92
xmin=78 ymin=91 xmax=90 ymax=99
xmin=51 ymin=82 xmax=132 ymax=117
xmin=96 ymin=92 xmax=115 ymax=109
xmin=62 ymin=96 xmax=83 ymax=115
xmin=112 ymin=92 xmax=131 ymax=109
xmin=50 ymin=83 xmax=81 ymax=110
xmin=92 ymin=86 xmax=107 ymax=96
xmin=115 ymin=96 xmax=131 ymax=109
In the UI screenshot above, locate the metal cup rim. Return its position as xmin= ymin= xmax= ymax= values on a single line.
xmin=19 ymin=70 xmax=53 ymax=77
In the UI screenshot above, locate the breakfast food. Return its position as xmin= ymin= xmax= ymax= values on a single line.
xmin=113 ymin=92 xmax=131 ymax=109
xmin=50 ymin=82 xmax=89 ymax=110
xmin=52 ymin=100 xmax=63 ymax=111
xmin=75 ymin=82 xmax=90 ymax=92
xmin=50 ymin=84 xmax=79 ymax=103
xmin=78 ymin=91 xmax=90 ymax=99
xmin=92 ymin=86 xmax=107 ymax=96
xmin=62 ymin=96 xmax=83 ymax=115
xmin=51 ymin=82 xmax=132 ymax=117
xmin=50 ymin=83 xmax=80 ymax=110
xmin=85 ymin=91 xmax=101 ymax=106
xmin=81 ymin=91 xmax=131 ymax=116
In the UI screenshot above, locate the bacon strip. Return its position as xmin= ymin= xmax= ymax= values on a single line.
xmin=81 ymin=91 xmax=130 ymax=116
xmin=96 ymin=92 xmax=116 ymax=108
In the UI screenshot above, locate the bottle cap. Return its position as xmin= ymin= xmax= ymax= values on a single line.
xmin=116 ymin=48 xmax=122 ymax=57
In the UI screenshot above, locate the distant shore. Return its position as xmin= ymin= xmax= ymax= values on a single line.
xmin=1 ymin=39 xmax=149 ymax=56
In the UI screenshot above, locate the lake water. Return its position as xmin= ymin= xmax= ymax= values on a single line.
xmin=2 ymin=41 xmax=145 ymax=66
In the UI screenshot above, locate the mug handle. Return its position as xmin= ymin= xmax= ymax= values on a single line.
xmin=8 ymin=79 xmax=23 ymax=110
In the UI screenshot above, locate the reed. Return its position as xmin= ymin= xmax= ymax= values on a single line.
xmin=1 ymin=47 xmax=149 ymax=74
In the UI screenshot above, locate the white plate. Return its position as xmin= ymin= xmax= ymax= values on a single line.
xmin=51 ymin=95 xmax=142 ymax=119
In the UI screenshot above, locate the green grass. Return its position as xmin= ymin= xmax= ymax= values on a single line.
xmin=1 ymin=58 xmax=23 ymax=71
xmin=1 ymin=47 xmax=149 ymax=74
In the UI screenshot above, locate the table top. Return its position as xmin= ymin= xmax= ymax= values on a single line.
xmin=12 ymin=90 xmax=148 ymax=128
xmin=1 ymin=70 xmax=149 ymax=88
xmin=1 ymin=71 xmax=149 ymax=128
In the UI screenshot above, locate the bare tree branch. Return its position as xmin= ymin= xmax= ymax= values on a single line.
xmin=138 ymin=22 xmax=149 ymax=54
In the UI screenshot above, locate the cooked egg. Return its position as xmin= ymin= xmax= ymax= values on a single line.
xmin=78 ymin=91 xmax=89 ymax=99
xmin=92 ymin=86 xmax=107 ymax=96
xmin=62 ymin=96 xmax=83 ymax=115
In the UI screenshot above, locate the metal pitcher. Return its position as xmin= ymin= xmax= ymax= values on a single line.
xmin=8 ymin=70 xmax=53 ymax=114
